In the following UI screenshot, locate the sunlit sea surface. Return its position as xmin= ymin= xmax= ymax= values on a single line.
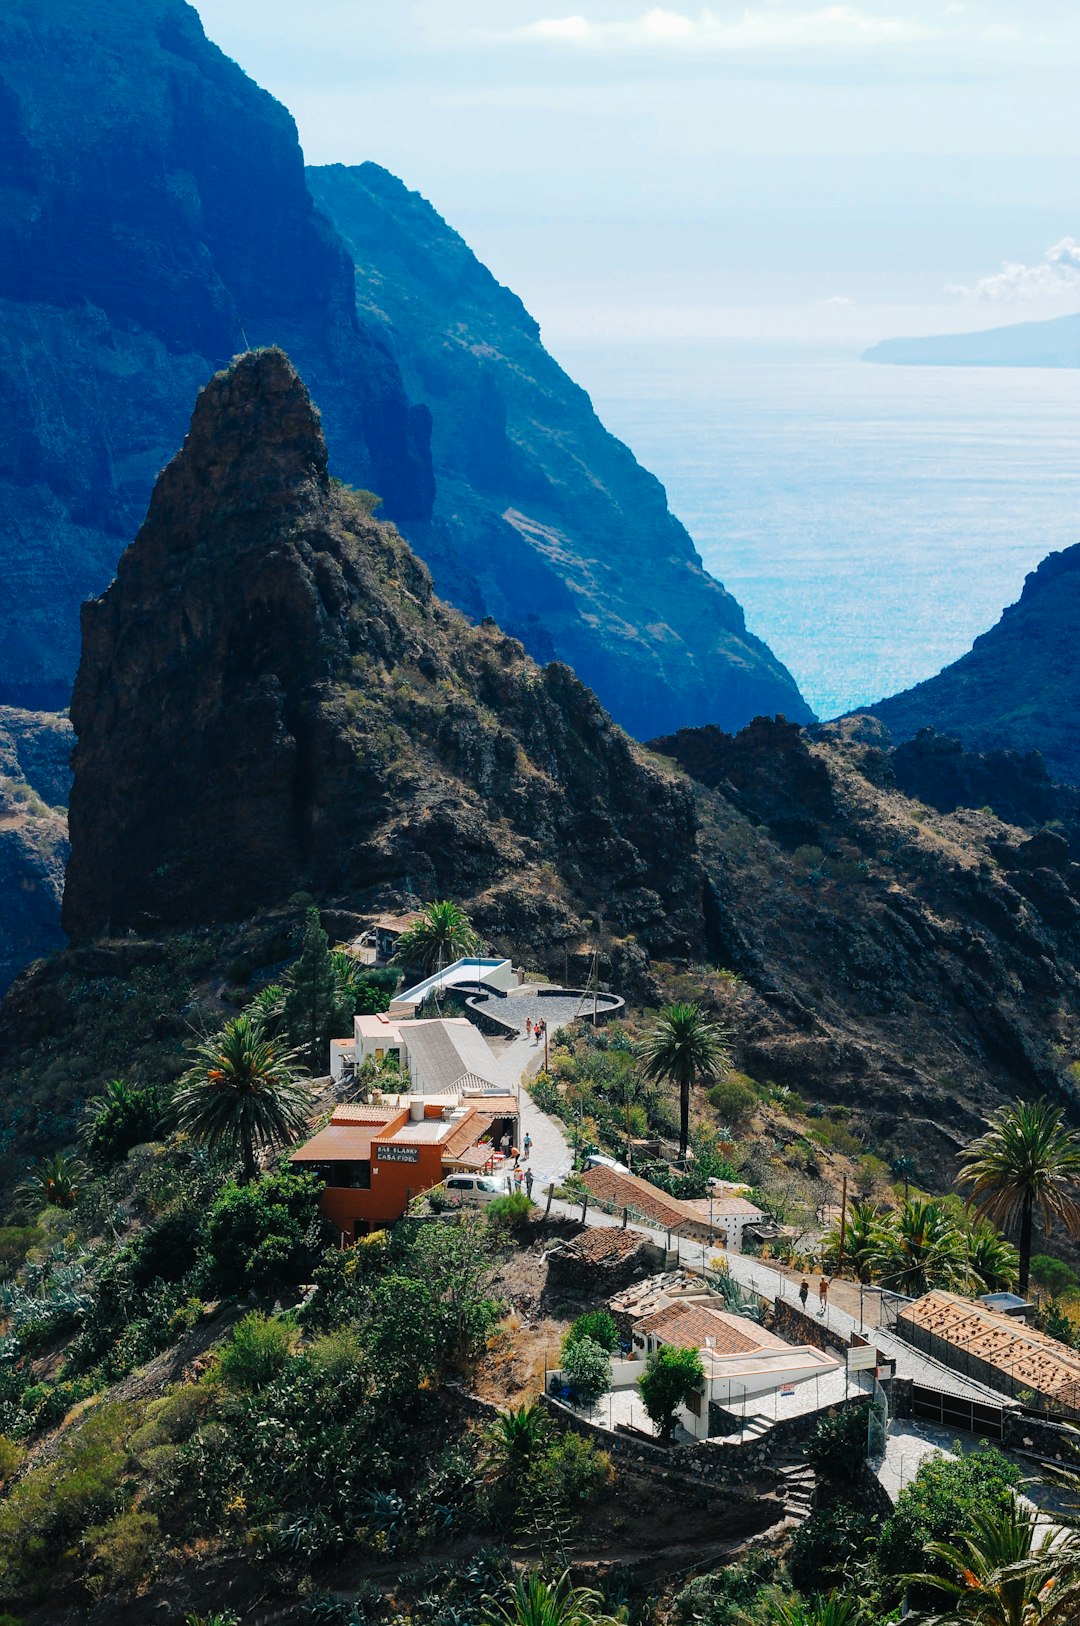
xmin=555 ymin=343 xmax=1080 ymax=720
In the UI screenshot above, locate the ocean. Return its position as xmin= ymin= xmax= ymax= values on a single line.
xmin=555 ymin=343 xmax=1080 ymax=721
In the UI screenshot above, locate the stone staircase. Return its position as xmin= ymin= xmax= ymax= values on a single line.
xmin=768 ymin=1444 xmax=816 ymax=1522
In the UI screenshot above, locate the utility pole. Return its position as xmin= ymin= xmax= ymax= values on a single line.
xmin=544 ymin=1025 xmax=549 ymax=1072
xmin=837 ymin=1174 xmax=849 ymax=1276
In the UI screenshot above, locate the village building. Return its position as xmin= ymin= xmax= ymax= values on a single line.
xmin=579 ymin=1164 xmax=766 ymax=1252
xmin=330 ymin=1012 xmax=505 ymax=1095
xmin=289 ymin=1091 xmax=520 ymax=1238
xmin=895 ymin=1290 xmax=1080 ymax=1417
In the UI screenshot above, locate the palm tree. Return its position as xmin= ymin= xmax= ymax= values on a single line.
xmin=17 ymin=1150 xmax=86 ymax=1212
xmin=490 ymin=1403 xmax=549 ymax=1474
xmin=958 ymin=1098 xmax=1080 ymax=1295
xmin=965 ymin=1218 xmax=1020 ymax=1294
xmin=392 ymin=900 xmax=481 ymax=976
xmin=870 ymin=1198 xmax=970 ymax=1297
xmin=822 ymin=1198 xmax=883 ymax=1282
xmin=638 ymin=1003 xmax=730 ymax=1164
xmin=906 ymin=1497 xmax=1066 ymax=1625
xmin=484 ymin=1570 xmax=617 ymax=1626
xmin=173 ymin=1015 xmax=311 ymax=1182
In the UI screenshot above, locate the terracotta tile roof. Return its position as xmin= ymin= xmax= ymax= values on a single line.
xmin=580 ymin=1165 xmax=732 ymax=1231
xmin=290 ymin=1123 xmax=384 ymax=1162
xmin=682 ymin=1196 xmax=765 ymax=1222
xmin=898 ymin=1291 xmax=1080 ymax=1406
xmin=442 ymin=1112 xmax=495 ymax=1160
xmin=637 ymin=1301 xmax=785 ymax=1356
xmin=330 ymin=1104 xmax=403 ymax=1126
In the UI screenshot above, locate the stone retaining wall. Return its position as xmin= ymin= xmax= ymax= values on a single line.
xmin=539 ymin=1389 xmax=870 ymax=1487
xmin=771 ymin=1298 xmax=851 ymax=1355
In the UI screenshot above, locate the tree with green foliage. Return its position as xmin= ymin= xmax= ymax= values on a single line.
xmin=869 ymin=1198 xmax=970 ymax=1297
xmin=822 ymin=1198 xmax=884 ymax=1283
xmin=787 ymin=1502 xmax=878 ymax=1595
xmin=803 ymin=1405 xmax=869 ymax=1483
xmin=174 ymin=1015 xmax=310 ymax=1182
xmin=561 ymin=1337 xmax=611 ymax=1408
xmin=206 ymin=1166 xmax=327 ymax=1293
xmin=638 ymin=1344 xmax=705 ymax=1441
xmin=80 ymin=1078 xmax=165 ymax=1165
xmin=16 ymin=1150 xmax=85 ymax=1212
xmin=705 ymin=1074 xmax=758 ymax=1132
xmin=905 ymin=1496 xmax=1066 ymax=1625
xmin=283 ymin=907 xmax=340 ymax=1072
xmin=638 ymin=1002 xmax=730 ymax=1163
xmin=958 ymin=1097 xmax=1080 ymax=1296
xmin=563 ymin=1310 xmax=619 ymax=1356
xmin=1030 ymin=1254 xmax=1080 ymax=1299
xmin=875 ymin=1445 xmax=1021 ymax=1605
xmin=965 ymin=1218 xmax=1020 ymax=1294
xmin=213 ymin=1311 xmax=299 ymax=1390
xmin=490 ymin=1404 xmax=549 ymax=1475
xmin=392 ymin=900 xmax=481 ymax=975
xmin=753 ymin=1597 xmax=862 ymax=1626
xmin=484 ymin=1568 xmax=617 ymax=1626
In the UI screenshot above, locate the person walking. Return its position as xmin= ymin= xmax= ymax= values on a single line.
xmin=525 ymin=1169 xmax=534 ymax=1198
xmin=515 ymin=1168 xmax=524 ymax=1194
xmin=500 ymin=1133 xmax=510 ymax=1158
xmin=798 ymin=1277 xmax=809 ymax=1311
xmin=818 ymin=1276 xmax=829 ymax=1315
xmin=523 ymin=1132 xmax=532 ymax=1161
xmin=526 ymin=1016 xmax=533 ymax=1038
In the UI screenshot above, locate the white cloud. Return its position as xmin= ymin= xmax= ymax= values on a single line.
xmin=486 ymin=6 xmax=938 ymax=52
xmin=950 ymin=237 xmax=1080 ymax=303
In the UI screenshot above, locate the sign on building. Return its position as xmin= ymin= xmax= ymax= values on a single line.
xmin=846 ymin=1344 xmax=877 ymax=1372
xmin=378 ymin=1144 xmax=420 ymax=1163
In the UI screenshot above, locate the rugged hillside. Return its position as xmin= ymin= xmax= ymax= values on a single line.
xmin=653 ymin=714 xmax=1080 ymax=1186
xmin=307 ymin=162 xmax=812 ymax=739
xmin=0 ymin=0 xmax=431 ymax=710
xmin=63 ymin=348 xmax=706 ymax=971
xmin=868 ymin=545 xmax=1080 ymax=784
xmin=0 ymin=708 xmax=71 ymax=993
xmin=865 ymin=310 xmax=1080 ymax=368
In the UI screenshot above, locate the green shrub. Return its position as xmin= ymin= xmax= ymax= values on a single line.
xmin=874 ymin=1446 xmax=1020 ymax=1604
xmin=674 ymin=1549 xmax=778 ymax=1625
xmin=788 ymin=1501 xmax=876 ymax=1591
xmin=213 ymin=1312 xmax=299 ymax=1391
xmin=525 ymin=1431 xmax=612 ymax=1520
xmin=82 ymin=1507 xmax=160 ymax=1594
xmin=804 ymin=1404 xmax=869 ymax=1482
xmin=706 ymin=1076 xmax=757 ymax=1130
xmin=561 ymin=1337 xmax=611 ymax=1406
xmin=0 ymin=1227 xmax=43 ymax=1281
xmin=486 ymin=1193 xmax=533 ymax=1229
xmin=563 ymin=1310 xmax=619 ymax=1355
xmin=1030 ymin=1254 xmax=1079 ymax=1298
xmin=206 ymin=1167 xmax=326 ymax=1294
xmin=81 ymin=1079 xmax=166 ymax=1166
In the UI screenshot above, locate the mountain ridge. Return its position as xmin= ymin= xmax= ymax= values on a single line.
xmin=864 ymin=310 xmax=1080 ymax=368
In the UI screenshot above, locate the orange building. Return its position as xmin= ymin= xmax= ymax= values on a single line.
xmin=290 ymin=1094 xmax=519 ymax=1239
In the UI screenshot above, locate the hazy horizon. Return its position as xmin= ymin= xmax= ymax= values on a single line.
xmin=190 ymin=0 xmax=1080 ymax=350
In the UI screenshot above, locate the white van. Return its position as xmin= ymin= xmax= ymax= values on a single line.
xmin=443 ymin=1174 xmax=504 ymax=1205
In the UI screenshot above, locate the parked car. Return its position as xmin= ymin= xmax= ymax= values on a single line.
xmin=582 ymin=1153 xmax=630 ymax=1174
xmin=443 ymin=1173 xmax=504 ymax=1205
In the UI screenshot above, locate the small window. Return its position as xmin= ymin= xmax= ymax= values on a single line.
xmin=686 ymin=1390 xmax=702 ymax=1417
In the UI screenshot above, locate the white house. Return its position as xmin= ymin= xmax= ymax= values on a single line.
xmin=331 ymin=1013 xmax=503 ymax=1096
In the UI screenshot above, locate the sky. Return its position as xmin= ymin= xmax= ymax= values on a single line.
xmin=191 ymin=1 xmax=1080 ymax=347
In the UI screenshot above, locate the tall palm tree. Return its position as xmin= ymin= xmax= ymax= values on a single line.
xmin=638 ymin=1003 xmax=730 ymax=1163
xmin=906 ymin=1497 xmax=1066 ymax=1625
xmin=870 ymin=1198 xmax=970 ymax=1297
xmin=484 ymin=1570 xmax=617 ymax=1626
xmin=392 ymin=900 xmax=480 ymax=976
xmin=173 ymin=1014 xmax=311 ymax=1182
xmin=958 ymin=1098 xmax=1080 ymax=1295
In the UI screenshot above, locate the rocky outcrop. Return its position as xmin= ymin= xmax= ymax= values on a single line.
xmin=650 ymin=717 xmax=835 ymax=847
xmin=307 ymin=163 xmax=812 ymax=740
xmin=868 ymin=545 xmax=1080 ymax=786
xmin=0 ymin=0 xmax=431 ymax=710
xmin=64 ymin=350 xmax=706 ymax=965
xmin=0 ymin=708 xmax=71 ymax=993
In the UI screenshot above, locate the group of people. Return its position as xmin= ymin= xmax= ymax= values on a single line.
xmin=498 ymin=1130 xmax=535 ymax=1198
xmin=798 ymin=1275 xmax=830 ymax=1315
xmin=525 ymin=1016 xmax=548 ymax=1044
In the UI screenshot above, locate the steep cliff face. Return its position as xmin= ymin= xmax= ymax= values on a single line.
xmin=868 ymin=545 xmax=1080 ymax=785
xmin=662 ymin=716 xmax=1080 ymax=1186
xmin=0 ymin=0 xmax=431 ymax=710
xmin=64 ymin=350 xmax=706 ymax=964
xmin=0 ymin=708 xmax=71 ymax=993
xmin=306 ymin=163 xmax=812 ymax=740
